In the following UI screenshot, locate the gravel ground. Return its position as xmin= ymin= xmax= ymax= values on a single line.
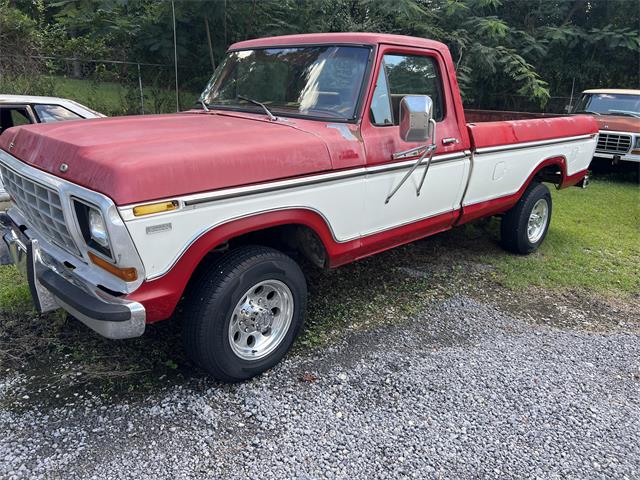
xmin=1 ymin=295 xmax=639 ymax=479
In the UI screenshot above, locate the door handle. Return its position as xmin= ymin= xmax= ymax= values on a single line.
xmin=442 ymin=137 xmax=459 ymax=145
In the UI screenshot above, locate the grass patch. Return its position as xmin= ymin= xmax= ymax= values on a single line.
xmin=481 ymin=176 xmax=639 ymax=296
xmin=54 ymin=77 xmax=126 ymax=115
xmin=0 ymin=265 xmax=32 ymax=313
xmin=51 ymin=76 xmax=199 ymax=116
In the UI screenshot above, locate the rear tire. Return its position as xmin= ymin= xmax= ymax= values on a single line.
xmin=183 ymin=246 xmax=307 ymax=382
xmin=500 ymin=182 xmax=552 ymax=254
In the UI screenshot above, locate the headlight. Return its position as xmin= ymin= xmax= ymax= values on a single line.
xmin=88 ymin=208 xmax=109 ymax=248
xmin=634 ymin=136 xmax=640 ymax=149
xmin=74 ymin=200 xmax=112 ymax=258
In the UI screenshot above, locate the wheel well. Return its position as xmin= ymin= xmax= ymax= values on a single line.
xmin=204 ymin=224 xmax=329 ymax=270
xmin=534 ymin=163 xmax=564 ymax=187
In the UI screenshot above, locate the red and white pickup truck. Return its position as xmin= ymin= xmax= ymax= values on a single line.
xmin=1 ymin=33 xmax=597 ymax=381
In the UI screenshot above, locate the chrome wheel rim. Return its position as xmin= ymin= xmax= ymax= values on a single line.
xmin=527 ymin=198 xmax=549 ymax=243
xmin=228 ymin=280 xmax=294 ymax=361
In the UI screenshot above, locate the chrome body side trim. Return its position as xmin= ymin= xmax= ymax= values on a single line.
xmin=474 ymin=134 xmax=596 ymax=155
xmin=392 ymin=145 xmax=427 ymax=160
xmin=118 ymin=150 xmax=471 ymax=219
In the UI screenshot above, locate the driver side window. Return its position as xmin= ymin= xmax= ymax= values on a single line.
xmin=370 ymin=53 xmax=444 ymax=126
xmin=370 ymin=67 xmax=393 ymax=125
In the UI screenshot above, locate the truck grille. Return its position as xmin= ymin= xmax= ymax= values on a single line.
xmin=0 ymin=165 xmax=79 ymax=255
xmin=596 ymin=133 xmax=632 ymax=154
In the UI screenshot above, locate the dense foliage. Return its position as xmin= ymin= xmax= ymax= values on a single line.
xmin=1 ymin=0 xmax=638 ymax=112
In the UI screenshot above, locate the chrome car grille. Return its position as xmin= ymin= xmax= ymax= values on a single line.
xmin=0 ymin=165 xmax=79 ymax=255
xmin=596 ymin=133 xmax=632 ymax=154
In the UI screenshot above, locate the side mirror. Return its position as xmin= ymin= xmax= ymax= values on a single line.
xmin=399 ymin=95 xmax=434 ymax=143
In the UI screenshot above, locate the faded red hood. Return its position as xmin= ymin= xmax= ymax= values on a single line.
xmin=0 ymin=112 xmax=336 ymax=205
xmin=594 ymin=115 xmax=640 ymax=133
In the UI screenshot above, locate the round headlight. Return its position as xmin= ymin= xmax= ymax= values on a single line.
xmin=88 ymin=208 xmax=109 ymax=248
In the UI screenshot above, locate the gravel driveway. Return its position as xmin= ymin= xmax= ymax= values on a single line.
xmin=1 ymin=295 xmax=639 ymax=479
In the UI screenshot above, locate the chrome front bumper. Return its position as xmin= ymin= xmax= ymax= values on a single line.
xmin=0 ymin=176 xmax=7 ymax=202
xmin=593 ymin=151 xmax=640 ymax=163
xmin=1 ymin=212 xmax=146 ymax=339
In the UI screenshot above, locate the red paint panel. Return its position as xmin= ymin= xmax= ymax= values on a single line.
xmin=468 ymin=115 xmax=598 ymax=150
xmin=128 ymin=208 xmax=455 ymax=323
xmin=353 ymin=211 xmax=455 ymax=263
xmin=465 ymin=109 xmax=562 ymax=123
xmin=231 ymin=32 xmax=449 ymax=52
xmin=359 ymin=43 xmax=470 ymax=167
xmin=458 ymin=195 xmax=520 ymax=225
xmin=0 ymin=112 xmax=334 ymax=205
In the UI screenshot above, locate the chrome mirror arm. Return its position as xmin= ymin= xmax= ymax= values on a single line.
xmin=385 ymin=119 xmax=437 ymax=204
xmin=416 ymin=119 xmax=437 ymax=197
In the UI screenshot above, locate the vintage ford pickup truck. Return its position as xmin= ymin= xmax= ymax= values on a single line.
xmin=573 ymin=89 xmax=640 ymax=164
xmin=1 ymin=33 xmax=597 ymax=381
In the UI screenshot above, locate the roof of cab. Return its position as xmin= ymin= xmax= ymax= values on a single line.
xmin=230 ymin=32 xmax=448 ymax=52
xmin=582 ymin=89 xmax=640 ymax=95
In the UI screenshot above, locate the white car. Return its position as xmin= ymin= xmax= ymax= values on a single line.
xmin=0 ymin=95 xmax=104 ymax=201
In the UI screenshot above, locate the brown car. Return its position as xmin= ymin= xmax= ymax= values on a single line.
xmin=574 ymin=89 xmax=640 ymax=164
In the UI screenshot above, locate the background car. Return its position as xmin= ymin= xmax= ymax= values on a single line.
xmin=573 ymin=89 xmax=640 ymax=165
xmin=0 ymin=95 xmax=104 ymax=202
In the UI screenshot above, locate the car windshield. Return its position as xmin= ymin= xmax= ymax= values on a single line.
xmin=574 ymin=93 xmax=640 ymax=117
xmin=200 ymin=46 xmax=370 ymax=121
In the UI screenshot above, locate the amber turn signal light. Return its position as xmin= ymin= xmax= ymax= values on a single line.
xmin=88 ymin=252 xmax=138 ymax=282
xmin=133 ymin=201 xmax=178 ymax=217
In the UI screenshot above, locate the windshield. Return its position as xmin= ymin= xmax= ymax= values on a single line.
xmin=200 ymin=46 xmax=370 ymax=121
xmin=574 ymin=93 xmax=640 ymax=117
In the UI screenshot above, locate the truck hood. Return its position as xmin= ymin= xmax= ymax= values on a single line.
xmin=593 ymin=115 xmax=640 ymax=134
xmin=0 ymin=112 xmax=334 ymax=205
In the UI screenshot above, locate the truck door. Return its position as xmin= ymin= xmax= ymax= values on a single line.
xmin=359 ymin=44 xmax=470 ymax=240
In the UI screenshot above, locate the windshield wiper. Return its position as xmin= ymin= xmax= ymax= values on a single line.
xmin=198 ymin=99 xmax=210 ymax=112
xmin=237 ymin=95 xmax=277 ymax=121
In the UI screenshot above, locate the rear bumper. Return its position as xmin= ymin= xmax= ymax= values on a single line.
xmin=1 ymin=212 xmax=146 ymax=339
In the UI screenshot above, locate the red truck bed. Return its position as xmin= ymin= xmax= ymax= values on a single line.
xmin=467 ymin=112 xmax=597 ymax=150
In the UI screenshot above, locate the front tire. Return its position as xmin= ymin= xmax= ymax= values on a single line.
xmin=500 ymin=182 xmax=552 ymax=254
xmin=183 ymin=246 xmax=307 ymax=382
